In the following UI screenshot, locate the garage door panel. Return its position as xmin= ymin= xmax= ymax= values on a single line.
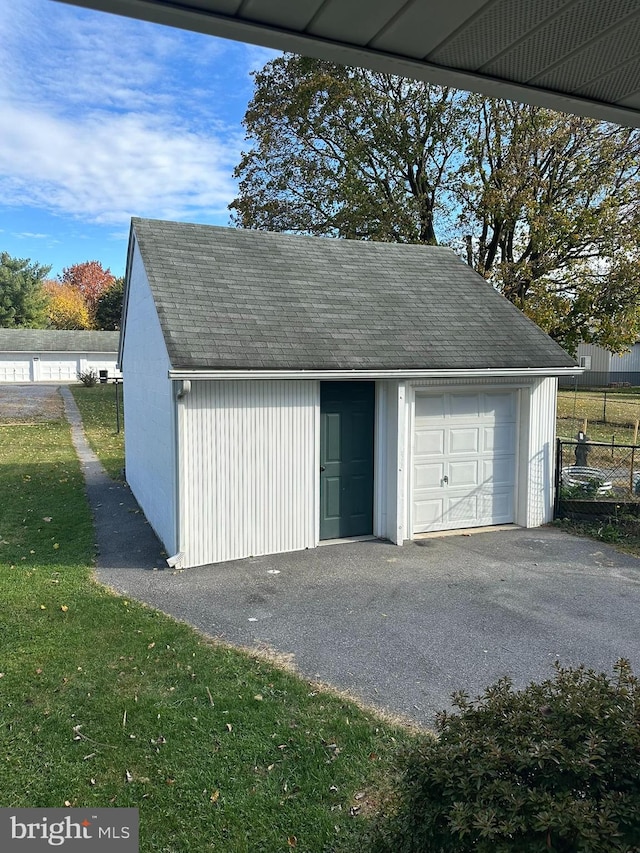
xmin=449 ymin=394 xmax=480 ymax=418
xmin=483 ymin=423 xmax=515 ymax=452
xmin=447 ymin=494 xmax=478 ymax=526
xmin=480 ymin=491 xmax=513 ymax=522
xmin=414 ymin=462 xmax=445 ymax=489
xmin=449 ymin=427 xmax=479 ymax=454
xmin=413 ymin=390 xmax=516 ymax=534
xmin=448 ymin=460 xmax=479 ymax=488
xmin=482 ymin=457 xmax=513 ymax=485
xmin=415 ymin=394 xmax=445 ymax=419
xmin=414 ymin=428 xmax=444 ymax=455
xmin=484 ymin=392 xmax=516 ymax=420
xmin=414 ymin=497 xmax=445 ymax=528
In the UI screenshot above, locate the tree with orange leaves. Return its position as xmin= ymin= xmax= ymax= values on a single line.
xmin=60 ymin=261 xmax=115 ymax=320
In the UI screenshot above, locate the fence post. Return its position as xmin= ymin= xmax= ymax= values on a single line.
xmin=630 ymin=446 xmax=635 ymax=495
xmin=554 ymin=437 xmax=562 ymax=519
xmin=634 ymin=419 xmax=639 ymax=446
xmin=603 ymin=390 xmax=607 ymax=424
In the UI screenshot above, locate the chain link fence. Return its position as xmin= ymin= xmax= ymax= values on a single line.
xmin=558 ymin=372 xmax=640 ymax=388
xmin=555 ymin=438 xmax=640 ymax=522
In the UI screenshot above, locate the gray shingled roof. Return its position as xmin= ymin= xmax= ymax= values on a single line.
xmin=130 ymin=218 xmax=576 ymax=372
xmin=0 ymin=329 xmax=120 ymax=353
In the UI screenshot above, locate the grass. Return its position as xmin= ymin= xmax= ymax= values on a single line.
xmin=557 ymin=388 xmax=640 ymax=444
xmin=554 ymin=516 xmax=640 ymax=558
xmin=70 ymin=383 xmax=125 ymax=479
xmin=0 ymin=401 xmax=420 ymax=852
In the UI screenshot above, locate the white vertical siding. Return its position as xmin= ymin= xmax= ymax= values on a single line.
xmin=610 ymin=342 xmax=640 ymax=373
xmin=180 ymin=380 xmax=317 ymax=566
xmin=121 ymin=240 xmax=177 ymax=555
xmin=524 ymin=376 xmax=558 ymax=527
xmin=373 ymin=380 xmax=404 ymax=544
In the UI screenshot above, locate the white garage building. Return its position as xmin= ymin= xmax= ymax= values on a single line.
xmin=0 ymin=329 xmax=120 ymax=383
xmin=120 ymin=218 xmax=578 ymax=568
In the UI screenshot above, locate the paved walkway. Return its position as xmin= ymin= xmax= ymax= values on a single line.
xmin=60 ymin=388 xmax=166 ymax=572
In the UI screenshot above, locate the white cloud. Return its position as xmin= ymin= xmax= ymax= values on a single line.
xmin=0 ymin=100 xmax=242 ymax=224
xmin=0 ymin=0 xmax=277 ymax=225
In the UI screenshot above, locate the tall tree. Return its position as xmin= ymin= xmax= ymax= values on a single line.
xmin=60 ymin=261 xmax=115 ymax=321
xmin=458 ymin=98 xmax=640 ymax=353
xmin=43 ymin=281 xmax=92 ymax=329
xmin=94 ymin=277 xmax=124 ymax=331
xmin=231 ymin=55 xmax=467 ymax=244
xmin=0 ymin=252 xmax=50 ymax=328
xmin=232 ymin=56 xmax=640 ymax=353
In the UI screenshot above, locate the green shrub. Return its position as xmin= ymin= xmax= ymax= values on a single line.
xmin=371 ymin=661 xmax=640 ymax=852
xmin=77 ymin=368 xmax=98 ymax=387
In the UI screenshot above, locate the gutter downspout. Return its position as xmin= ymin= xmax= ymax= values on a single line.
xmin=168 ymin=379 xmax=191 ymax=569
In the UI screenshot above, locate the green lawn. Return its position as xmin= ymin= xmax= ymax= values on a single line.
xmin=557 ymin=388 xmax=640 ymax=444
xmin=71 ymin=383 xmax=125 ymax=479
xmin=0 ymin=400 xmax=419 ymax=852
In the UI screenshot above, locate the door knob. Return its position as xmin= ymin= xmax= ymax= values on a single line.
xmin=320 ymin=466 xmax=326 ymax=472
xmin=442 ymin=474 xmax=449 ymax=484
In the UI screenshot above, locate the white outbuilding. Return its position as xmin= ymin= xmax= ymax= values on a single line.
xmin=119 ymin=218 xmax=578 ymax=569
xmin=0 ymin=329 xmax=120 ymax=383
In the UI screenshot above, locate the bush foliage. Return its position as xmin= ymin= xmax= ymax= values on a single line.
xmin=372 ymin=660 xmax=640 ymax=852
xmin=77 ymin=368 xmax=98 ymax=387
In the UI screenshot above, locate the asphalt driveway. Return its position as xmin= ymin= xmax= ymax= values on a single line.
xmin=98 ymin=527 xmax=640 ymax=728
xmin=5 ymin=383 xmax=639 ymax=728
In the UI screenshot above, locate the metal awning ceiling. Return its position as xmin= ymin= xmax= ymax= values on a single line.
xmin=54 ymin=0 xmax=640 ymax=128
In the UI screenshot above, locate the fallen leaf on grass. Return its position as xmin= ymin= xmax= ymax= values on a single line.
xmin=60 ymin=605 xmax=68 ymax=612
xmin=288 ymin=837 xmax=297 ymax=847
xmin=125 ymin=770 xmax=133 ymax=783
xmin=225 ymin=723 xmax=232 ymax=732
xmin=43 ymin=517 xmax=52 ymax=522
xmin=39 ymin=605 xmax=46 ymax=610
xmin=53 ymin=543 xmax=59 ymax=550
xmin=210 ymin=790 xmax=220 ymax=803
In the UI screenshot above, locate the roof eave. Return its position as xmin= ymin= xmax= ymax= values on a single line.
xmin=168 ymin=366 xmax=581 ymax=381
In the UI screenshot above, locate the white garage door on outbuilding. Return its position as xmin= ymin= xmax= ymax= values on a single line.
xmin=37 ymin=356 xmax=79 ymax=382
xmin=0 ymin=359 xmax=31 ymax=382
xmin=0 ymin=330 xmax=120 ymax=383
xmin=412 ymin=390 xmax=517 ymax=533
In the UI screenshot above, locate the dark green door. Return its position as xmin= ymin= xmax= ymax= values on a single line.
xmin=320 ymin=381 xmax=375 ymax=540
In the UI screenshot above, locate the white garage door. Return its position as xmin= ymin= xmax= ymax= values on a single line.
xmin=413 ymin=391 xmax=517 ymax=533
xmin=0 ymin=359 xmax=31 ymax=382
xmin=39 ymin=357 xmax=79 ymax=381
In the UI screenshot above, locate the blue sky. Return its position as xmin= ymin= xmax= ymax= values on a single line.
xmin=0 ymin=0 xmax=278 ymax=278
